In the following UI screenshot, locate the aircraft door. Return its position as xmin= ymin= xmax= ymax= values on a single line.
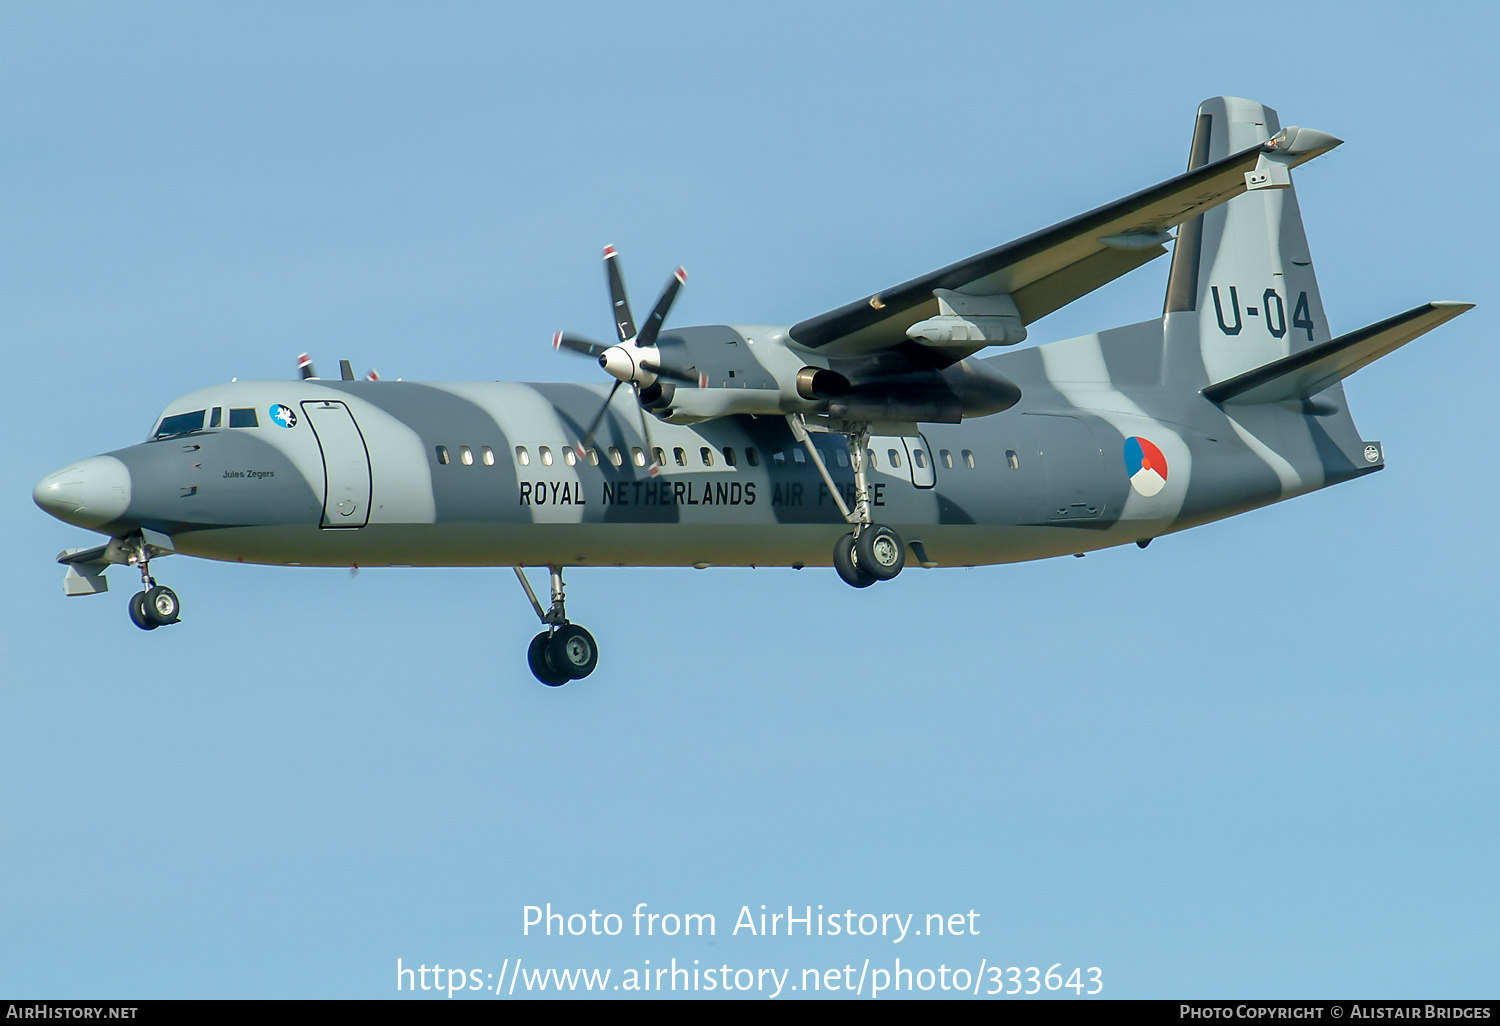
xmin=870 ymin=433 xmax=936 ymax=489
xmin=1027 ymin=413 xmax=1106 ymax=523
xmin=904 ymin=435 xmax=936 ymax=488
xmin=301 ymin=400 xmax=372 ymax=528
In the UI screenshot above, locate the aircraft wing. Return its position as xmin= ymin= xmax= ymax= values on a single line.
xmin=789 ymin=131 xmax=1340 ymax=360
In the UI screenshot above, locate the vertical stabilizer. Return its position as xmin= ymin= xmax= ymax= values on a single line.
xmin=1163 ymin=98 xmax=1333 ymax=385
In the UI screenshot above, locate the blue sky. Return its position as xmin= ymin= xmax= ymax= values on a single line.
xmin=2 ymin=1 xmax=1494 ymax=999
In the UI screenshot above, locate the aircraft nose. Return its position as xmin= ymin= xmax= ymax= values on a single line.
xmin=33 ymin=456 xmax=132 ymax=528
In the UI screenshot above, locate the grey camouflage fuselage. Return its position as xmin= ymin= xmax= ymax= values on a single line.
xmin=34 ymin=97 xmax=1467 ymax=584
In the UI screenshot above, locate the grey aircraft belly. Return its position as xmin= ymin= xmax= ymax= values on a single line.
xmin=34 ymin=97 xmax=1472 ymax=686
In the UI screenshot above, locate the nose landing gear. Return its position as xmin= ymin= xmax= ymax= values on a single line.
xmin=127 ymin=544 xmax=180 ymax=630
xmin=515 ymin=566 xmax=598 ymax=686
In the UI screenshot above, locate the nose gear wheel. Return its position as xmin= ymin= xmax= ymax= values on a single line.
xmin=129 ymin=591 xmax=159 ymax=630
xmin=125 ymin=540 xmax=182 ymax=630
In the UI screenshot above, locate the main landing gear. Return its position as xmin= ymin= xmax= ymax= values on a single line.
xmin=833 ymin=524 xmax=906 ymax=588
xmin=515 ymin=566 xmax=598 ymax=687
xmin=126 ymin=543 xmax=181 ymax=630
xmin=787 ymin=416 xmax=907 ymax=590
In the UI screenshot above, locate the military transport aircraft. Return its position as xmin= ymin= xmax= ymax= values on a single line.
xmin=33 ymin=97 xmax=1471 ymax=685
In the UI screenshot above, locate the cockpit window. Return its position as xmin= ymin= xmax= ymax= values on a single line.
xmin=154 ymin=410 xmax=205 ymax=438
xmin=228 ymin=408 xmax=259 ymax=428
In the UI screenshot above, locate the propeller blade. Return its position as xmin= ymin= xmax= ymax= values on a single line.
xmin=635 ymin=267 xmax=686 ymax=348
xmin=553 ymin=331 xmax=610 ymax=358
xmin=578 ymin=379 xmax=624 ymax=455
xmin=297 ymin=353 xmax=316 ymax=380
xmin=641 ymin=358 xmax=700 ymax=385
xmin=633 ymin=383 xmax=663 ymax=477
xmin=603 ymin=245 xmax=636 ymax=344
xmin=365 ymin=368 xmax=380 ymax=381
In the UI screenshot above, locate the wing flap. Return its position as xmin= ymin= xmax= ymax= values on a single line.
xmin=1202 ymin=302 xmax=1475 ymax=405
xmin=790 ymin=133 xmax=1340 ymax=359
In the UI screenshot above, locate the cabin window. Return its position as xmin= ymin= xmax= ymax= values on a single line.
xmin=632 ymin=447 xmax=646 ymax=467
xmin=792 ymin=449 xmax=806 ymax=465
xmin=835 ymin=449 xmax=848 ymax=468
xmin=229 ymin=408 xmax=259 ymax=428
xmin=1006 ymin=449 xmax=1019 ymax=470
xmin=887 ymin=448 xmax=903 ymax=469
xmin=587 ymin=448 xmax=600 ymax=466
xmin=482 ymin=446 xmax=495 ymax=466
xmin=459 ymin=445 xmax=474 ymax=466
xmin=962 ymin=449 xmax=976 ymax=469
xmin=700 ymin=447 xmax=714 ymax=466
xmin=515 ymin=446 xmax=529 ymax=466
xmin=608 ymin=447 xmax=623 ymax=467
xmin=436 ymin=445 xmax=451 ymax=465
xmin=540 ymin=446 xmax=553 ymax=466
xmin=723 ymin=447 xmax=737 ymax=467
xmin=209 ymin=407 xmax=222 ymax=428
xmin=772 ymin=450 xmax=786 ymax=465
xmin=940 ymin=449 xmax=954 ymax=469
xmin=563 ymin=447 xmax=577 ymax=466
xmin=912 ymin=448 xmax=928 ymax=470
xmin=746 ymin=447 xmax=760 ymax=467
xmin=867 ymin=449 xmax=878 ymax=468
xmin=674 ymin=447 xmax=687 ymax=466
xmin=154 ymin=410 xmax=205 ymax=439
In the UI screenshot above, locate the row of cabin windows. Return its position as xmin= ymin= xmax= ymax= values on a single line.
xmin=434 ymin=443 xmax=1016 ymax=472
xmin=432 ymin=445 xmax=498 ymax=467
xmin=437 ymin=444 xmax=766 ymax=468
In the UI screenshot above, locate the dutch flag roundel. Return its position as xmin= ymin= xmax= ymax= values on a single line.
xmin=1124 ymin=437 xmax=1168 ymax=497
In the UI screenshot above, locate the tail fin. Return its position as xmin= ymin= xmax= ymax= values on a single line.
xmin=1163 ymin=97 xmax=1341 ymax=385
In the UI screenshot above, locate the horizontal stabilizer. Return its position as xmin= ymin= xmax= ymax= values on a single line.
xmin=1202 ymin=302 xmax=1474 ymax=405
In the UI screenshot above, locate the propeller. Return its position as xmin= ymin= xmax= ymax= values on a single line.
xmin=295 ymin=354 xmax=380 ymax=381
xmin=554 ymin=247 xmax=704 ymax=465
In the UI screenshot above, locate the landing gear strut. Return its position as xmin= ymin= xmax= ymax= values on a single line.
xmin=126 ymin=540 xmax=180 ymax=631
xmin=515 ymin=566 xmax=598 ymax=686
xmin=789 ymin=417 xmax=906 ymax=589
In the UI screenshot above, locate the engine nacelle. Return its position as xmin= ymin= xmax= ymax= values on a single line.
xmin=645 ymin=323 xmax=1021 ymax=425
